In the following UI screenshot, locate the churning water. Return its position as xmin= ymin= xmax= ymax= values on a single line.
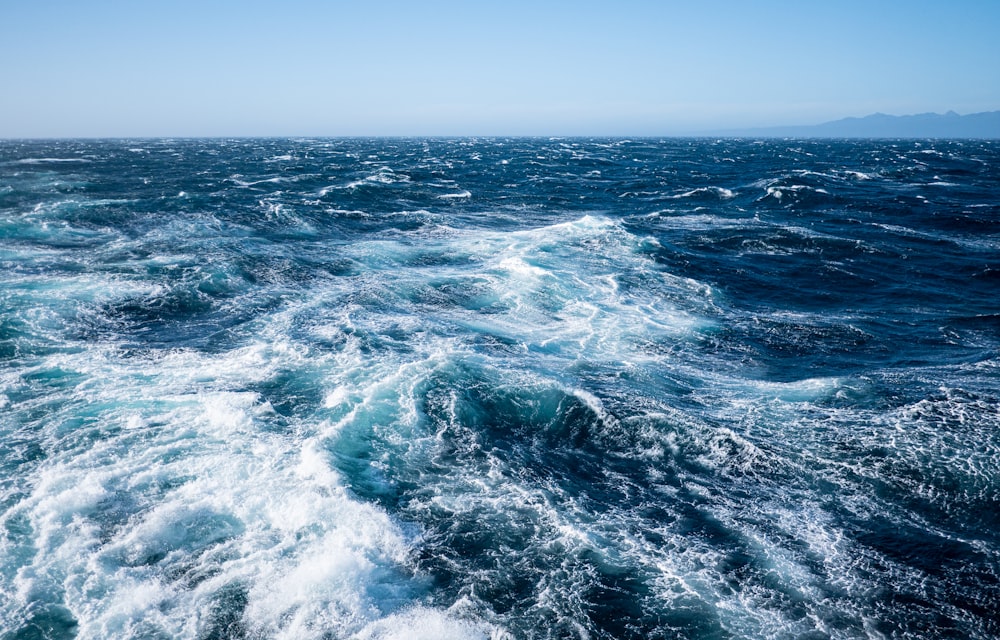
xmin=1 ymin=138 xmax=998 ymax=639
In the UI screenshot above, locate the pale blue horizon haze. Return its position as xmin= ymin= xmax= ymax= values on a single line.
xmin=3 ymin=0 xmax=999 ymax=137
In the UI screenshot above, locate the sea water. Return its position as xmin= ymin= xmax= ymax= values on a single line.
xmin=1 ymin=138 xmax=998 ymax=639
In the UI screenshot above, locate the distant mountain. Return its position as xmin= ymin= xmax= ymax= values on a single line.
xmin=711 ymin=110 xmax=1000 ymax=139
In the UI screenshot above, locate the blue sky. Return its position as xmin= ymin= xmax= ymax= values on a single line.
xmin=3 ymin=0 xmax=999 ymax=136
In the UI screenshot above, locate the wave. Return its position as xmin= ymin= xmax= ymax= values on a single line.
xmin=12 ymin=157 xmax=93 ymax=165
xmin=667 ymin=186 xmax=736 ymax=200
xmin=436 ymin=190 xmax=471 ymax=199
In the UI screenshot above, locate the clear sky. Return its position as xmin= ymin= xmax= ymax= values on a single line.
xmin=3 ymin=0 xmax=999 ymax=137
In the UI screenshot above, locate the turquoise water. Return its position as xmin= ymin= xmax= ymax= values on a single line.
xmin=1 ymin=138 xmax=998 ymax=639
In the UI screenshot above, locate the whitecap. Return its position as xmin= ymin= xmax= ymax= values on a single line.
xmin=844 ymin=170 xmax=876 ymax=180
xmin=15 ymin=158 xmax=92 ymax=164
xmin=668 ymin=186 xmax=736 ymax=200
xmin=437 ymin=190 xmax=471 ymax=199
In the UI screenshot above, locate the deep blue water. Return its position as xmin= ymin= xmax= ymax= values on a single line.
xmin=1 ymin=138 xmax=998 ymax=639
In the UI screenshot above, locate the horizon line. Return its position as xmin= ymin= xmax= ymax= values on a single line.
xmin=4 ymin=134 xmax=1000 ymax=141
xmin=5 ymin=109 xmax=999 ymax=142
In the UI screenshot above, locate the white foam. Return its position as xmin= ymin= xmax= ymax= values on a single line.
xmin=668 ymin=186 xmax=735 ymax=200
xmin=642 ymin=211 xmax=761 ymax=231
xmin=0 ymin=338 xmax=460 ymax=639
xmin=844 ymin=170 xmax=876 ymax=180
xmin=437 ymin=190 xmax=472 ymax=199
xmin=351 ymin=607 xmax=498 ymax=640
xmin=15 ymin=158 xmax=92 ymax=164
xmin=345 ymin=169 xmax=412 ymax=189
xmin=749 ymin=376 xmax=842 ymax=403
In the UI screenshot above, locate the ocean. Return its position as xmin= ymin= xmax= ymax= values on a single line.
xmin=1 ymin=138 xmax=998 ymax=639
